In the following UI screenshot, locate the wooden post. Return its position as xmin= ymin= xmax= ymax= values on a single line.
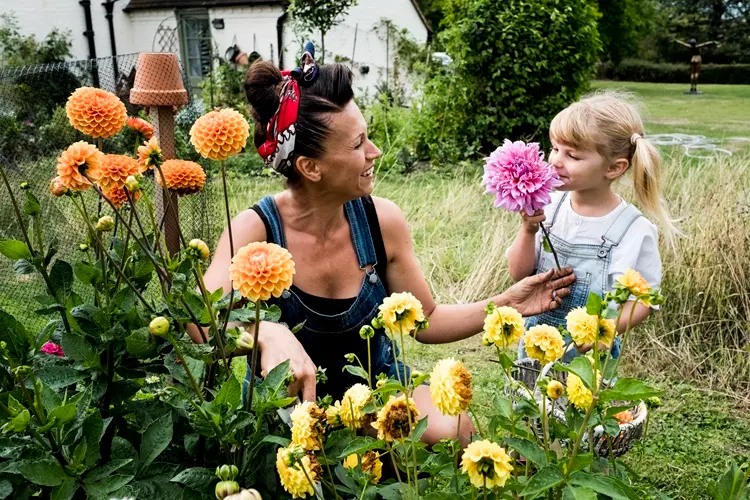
xmin=152 ymin=106 xmax=181 ymax=255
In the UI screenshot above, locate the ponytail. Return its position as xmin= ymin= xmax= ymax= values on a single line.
xmin=631 ymin=136 xmax=681 ymax=249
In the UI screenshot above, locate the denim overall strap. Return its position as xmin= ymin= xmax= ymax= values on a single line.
xmin=548 ymin=192 xmax=569 ymax=226
xmin=596 ymin=204 xmax=643 ymax=259
xmin=344 ymin=198 xmax=378 ymax=269
xmin=256 ymin=196 xmax=286 ymax=247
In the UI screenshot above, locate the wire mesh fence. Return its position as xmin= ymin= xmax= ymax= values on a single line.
xmin=0 ymin=53 xmax=220 ymax=330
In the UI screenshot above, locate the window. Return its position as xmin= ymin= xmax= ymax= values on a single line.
xmin=178 ymin=11 xmax=213 ymax=91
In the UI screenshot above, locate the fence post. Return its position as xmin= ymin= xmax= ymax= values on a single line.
xmin=129 ymin=53 xmax=189 ymax=256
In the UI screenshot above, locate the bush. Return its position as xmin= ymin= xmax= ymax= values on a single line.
xmin=598 ymin=58 xmax=750 ymax=85
xmin=415 ymin=0 xmax=601 ymax=163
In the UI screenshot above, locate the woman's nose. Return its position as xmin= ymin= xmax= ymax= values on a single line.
xmin=367 ymin=139 xmax=382 ymax=160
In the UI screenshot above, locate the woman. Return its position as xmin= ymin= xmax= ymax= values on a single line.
xmin=194 ymin=45 xmax=575 ymax=445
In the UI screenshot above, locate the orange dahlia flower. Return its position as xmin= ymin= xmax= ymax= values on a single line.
xmin=137 ymin=137 xmax=162 ymax=172
xmin=126 ymin=117 xmax=154 ymax=140
xmin=65 ymin=87 xmax=127 ymax=138
xmin=190 ymin=108 xmax=249 ymax=160
xmin=49 ymin=176 xmax=68 ymax=197
xmin=56 ymin=141 xmax=104 ymax=191
xmin=155 ymin=159 xmax=206 ymax=195
xmin=229 ymin=242 xmax=295 ymax=302
xmin=102 ymin=183 xmax=141 ymax=209
xmin=98 ymin=154 xmax=140 ymax=189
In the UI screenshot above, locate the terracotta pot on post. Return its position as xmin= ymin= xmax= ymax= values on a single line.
xmin=130 ymin=52 xmax=189 ymax=255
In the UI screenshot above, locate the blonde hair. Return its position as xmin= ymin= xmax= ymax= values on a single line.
xmin=549 ymin=89 xmax=680 ymax=247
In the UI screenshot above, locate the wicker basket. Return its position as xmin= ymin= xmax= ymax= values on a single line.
xmin=508 ymin=357 xmax=647 ymax=458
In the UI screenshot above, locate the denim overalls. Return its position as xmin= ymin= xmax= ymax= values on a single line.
xmin=518 ymin=193 xmax=643 ymax=363
xmin=242 ymin=196 xmax=409 ymax=402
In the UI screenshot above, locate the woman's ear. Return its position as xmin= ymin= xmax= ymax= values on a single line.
xmin=295 ymin=155 xmax=321 ymax=183
xmin=606 ymin=158 xmax=630 ymax=180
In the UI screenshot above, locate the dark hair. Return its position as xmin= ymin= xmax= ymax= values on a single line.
xmin=244 ymin=60 xmax=354 ymax=184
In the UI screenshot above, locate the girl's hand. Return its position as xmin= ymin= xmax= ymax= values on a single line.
xmin=521 ymin=210 xmax=546 ymax=234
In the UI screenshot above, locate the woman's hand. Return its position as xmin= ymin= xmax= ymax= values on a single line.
xmin=502 ymin=267 xmax=575 ymax=316
xmin=256 ymin=322 xmax=319 ymax=402
xmin=520 ymin=209 xmax=546 ymax=234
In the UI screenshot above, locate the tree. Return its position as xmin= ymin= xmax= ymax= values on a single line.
xmin=0 ymin=13 xmax=71 ymax=67
xmin=597 ymin=0 xmax=657 ymax=64
xmin=288 ymin=0 xmax=357 ymax=64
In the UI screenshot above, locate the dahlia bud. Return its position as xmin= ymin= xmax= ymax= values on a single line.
xmin=188 ymin=238 xmax=210 ymax=261
xmin=646 ymin=396 xmax=662 ymax=408
xmin=79 ymin=243 xmax=89 ymax=252
xmin=237 ymin=327 xmax=254 ymax=350
xmin=410 ymin=370 xmax=424 ymax=381
xmin=370 ymin=316 xmax=383 ymax=330
xmin=215 ymin=480 xmax=240 ymax=500
xmin=125 ymin=175 xmax=140 ymax=192
xmin=19 ymin=181 xmax=29 ymax=190
xmin=546 ymin=380 xmax=564 ymax=400
xmin=344 ymin=353 xmax=356 ymax=363
xmin=376 ymin=379 xmax=387 ymax=389
xmin=96 ymin=215 xmax=115 ymax=232
xmin=149 ymin=316 xmax=171 ymax=337
xmin=359 ymin=325 xmax=375 ymax=340
xmin=216 ymin=464 xmax=239 ymax=481
xmin=13 ymin=365 xmax=32 ymax=380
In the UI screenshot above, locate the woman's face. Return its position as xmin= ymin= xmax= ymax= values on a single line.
xmin=315 ymin=100 xmax=381 ymax=197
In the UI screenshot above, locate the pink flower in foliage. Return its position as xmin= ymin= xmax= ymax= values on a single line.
xmin=482 ymin=140 xmax=563 ymax=216
xmin=41 ymin=342 xmax=64 ymax=357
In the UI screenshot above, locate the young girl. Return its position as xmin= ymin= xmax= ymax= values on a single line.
xmin=506 ymin=90 xmax=679 ymax=362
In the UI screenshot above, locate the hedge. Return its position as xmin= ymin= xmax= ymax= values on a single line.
xmin=597 ymin=59 xmax=750 ymax=85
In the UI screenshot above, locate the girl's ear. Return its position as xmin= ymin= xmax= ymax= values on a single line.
xmin=606 ymin=158 xmax=630 ymax=180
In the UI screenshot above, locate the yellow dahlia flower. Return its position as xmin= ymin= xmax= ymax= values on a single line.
xmin=616 ymin=268 xmax=650 ymax=299
xmin=190 ymin=108 xmax=249 ymax=160
xmin=523 ymin=325 xmax=564 ymax=364
xmin=371 ymin=394 xmax=419 ymax=442
xmin=56 ymin=141 xmax=103 ymax=191
xmin=461 ymin=439 xmax=513 ymax=489
xmin=137 ymin=137 xmax=161 ymax=172
xmin=546 ymin=380 xmax=564 ymax=400
xmin=290 ymin=401 xmax=325 ymax=451
xmin=276 ymin=445 xmax=319 ymax=499
xmin=343 ymin=451 xmax=383 ymax=484
xmin=340 ymin=383 xmax=372 ymax=430
xmin=229 ymin=242 xmax=295 ymax=302
xmin=65 ymin=87 xmax=126 ymax=138
xmin=429 ymin=358 xmax=472 ymax=416
xmin=598 ymin=318 xmax=617 ymax=348
xmin=482 ymin=306 xmax=525 ymax=349
xmin=156 ymin=159 xmax=206 ymax=195
xmin=566 ymin=372 xmax=601 ymax=411
xmin=566 ymin=307 xmax=599 ymax=346
xmin=325 ymin=401 xmax=342 ymax=427
xmin=378 ymin=292 xmax=426 ymax=336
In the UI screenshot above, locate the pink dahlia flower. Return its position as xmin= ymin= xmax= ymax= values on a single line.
xmin=41 ymin=342 xmax=64 ymax=357
xmin=482 ymin=140 xmax=563 ymax=216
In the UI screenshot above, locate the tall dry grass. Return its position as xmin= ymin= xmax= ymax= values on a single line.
xmin=228 ymin=152 xmax=750 ymax=398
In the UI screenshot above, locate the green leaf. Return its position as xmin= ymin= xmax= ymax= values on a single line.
xmin=48 ymin=403 xmax=77 ymax=426
xmin=139 ymin=413 xmax=173 ymax=472
xmin=214 ymin=376 xmax=242 ymax=409
xmin=0 ymin=308 xmax=30 ymax=364
xmin=520 ymin=464 xmax=565 ymax=497
xmin=0 ymin=240 xmax=32 ymax=260
xmin=85 ymin=459 xmax=134 ymax=483
xmin=61 ymin=334 xmax=100 ymax=368
xmin=231 ymin=355 xmax=247 ymax=383
xmin=569 ymin=471 xmax=640 ymax=500
xmin=411 ymin=415 xmax=429 ymax=441
xmin=83 ymin=474 xmax=134 ymax=498
xmin=559 ymin=356 xmax=595 ymax=390
xmin=9 ymin=409 xmax=30 ymax=432
xmin=259 ymin=435 xmax=291 ymax=448
xmin=72 ymin=439 xmax=87 ymax=466
xmin=125 ymin=327 xmax=157 ymax=359
xmin=504 ymin=437 xmax=547 ymax=466
xmin=585 ymin=292 xmax=602 ymax=316
xmin=23 ymin=191 xmax=41 ymax=216
xmin=69 ymin=304 xmax=109 ymax=336
xmin=0 ymin=480 xmax=11 ymax=500
xmin=18 ymin=457 xmax=69 ymax=486
xmin=50 ymin=478 xmax=78 ymax=500
xmin=599 ymin=378 xmax=663 ymax=402
xmin=50 ymin=260 xmax=74 ymax=300
xmin=542 ymin=235 xmax=552 ymax=253
xmin=708 ymin=463 xmax=749 ymax=500
xmin=493 ymin=394 xmax=514 ymax=420
xmin=81 ymin=410 xmax=104 ymax=467
xmin=264 ymin=359 xmax=291 ymax=393
xmin=497 ymin=351 xmax=515 ymax=370
xmin=567 ymin=453 xmax=593 ymax=475
xmin=73 ymin=261 xmax=100 ymax=285
xmin=342 ymin=364 xmax=370 ymax=382
xmin=171 ymin=467 xmax=216 ymax=490
xmin=563 ymin=485 xmax=598 ymax=500
xmin=37 ymin=365 xmax=82 ymax=390
xmin=337 ymin=437 xmax=387 ymax=458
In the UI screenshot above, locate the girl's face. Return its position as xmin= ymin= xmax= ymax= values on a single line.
xmin=548 ymin=139 xmax=609 ymax=192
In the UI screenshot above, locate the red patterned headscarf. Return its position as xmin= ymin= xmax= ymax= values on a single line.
xmin=257 ymin=42 xmax=319 ymax=174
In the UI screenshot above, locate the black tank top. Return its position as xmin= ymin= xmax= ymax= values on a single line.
xmin=252 ymin=196 xmax=388 ymax=314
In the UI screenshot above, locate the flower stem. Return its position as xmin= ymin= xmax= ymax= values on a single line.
xmin=217 ymin=160 xmax=238 ymax=365
xmin=193 ymin=262 xmax=230 ymax=374
xmin=246 ymin=300 xmax=262 ymax=411
xmin=168 ymin=332 xmax=204 ymax=403
xmin=539 ymin=223 xmax=561 ymax=270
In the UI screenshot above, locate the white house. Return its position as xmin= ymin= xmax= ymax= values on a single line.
xmin=2 ymin=0 xmax=430 ymax=96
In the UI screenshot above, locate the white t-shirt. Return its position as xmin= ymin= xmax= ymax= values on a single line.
xmin=527 ymin=192 xmax=662 ymax=291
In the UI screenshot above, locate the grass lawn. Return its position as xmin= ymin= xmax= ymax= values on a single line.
xmin=592 ymin=81 xmax=750 ymax=154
